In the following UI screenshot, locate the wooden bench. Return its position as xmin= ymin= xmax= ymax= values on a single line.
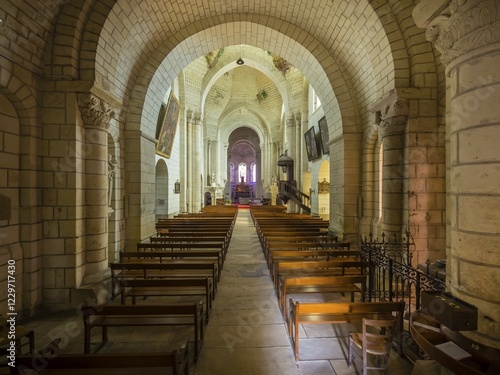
xmin=278 ymin=275 xmax=366 ymax=313
xmin=12 ymin=341 xmax=189 ymax=374
xmin=137 ymin=242 xmax=227 ymax=261
xmin=82 ymin=303 xmax=204 ymax=361
xmin=288 ymin=300 xmax=405 ymax=360
xmin=119 ymin=250 xmax=223 ymax=277
xmin=149 ymin=235 xmax=229 ymax=253
xmin=273 ymin=259 xmax=364 ymax=289
xmin=265 ymin=244 xmax=353 ymax=266
xmin=109 ymin=261 xmax=218 ymax=299
xmin=119 ymin=278 xmax=213 ymax=321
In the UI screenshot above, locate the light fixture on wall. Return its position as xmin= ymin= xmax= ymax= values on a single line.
xmin=236 ymin=57 xmax=244 ymax=65
xmin=174 ymin=180 xmax=180 ymax=194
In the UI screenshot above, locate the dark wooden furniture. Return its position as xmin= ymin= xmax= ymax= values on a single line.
xmin=11 ymin=342 xmax=189 ymax=375
xmin=119 ymin=250 xmax=223 ymax=278
xmin=82 ymin=303 xmax=204 ymax=361
xmin=410 ymin=309 xmax=500 ymax=375
xmin=119 ymin=278 xmax=213 ymax=321
xmin=273 ymin=259 xmax=364 ymax=289
xmin=288 ymin=300 xmax=405 ymax=360
xmin=279 ymin=275 xmax=366 ymax=313
xmin=109 ymin=261 xmax=218 ymax=298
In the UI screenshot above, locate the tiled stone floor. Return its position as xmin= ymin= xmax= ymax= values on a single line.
xmin=10 ymin=209 xmax=415 ymax=374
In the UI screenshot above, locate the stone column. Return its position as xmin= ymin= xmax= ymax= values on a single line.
xmin=77 ymin=93 xmax=115 ymax=285
xmin=186 ymin=110 xmax=193 ymax=212
xmin=285 ymin=115 xmax=296 ymax=160
xmin=379 ymin=99 xmax=408 ymax=236
xmin=414 ymin=0 xmax=500 ymax=347
xmin=294 ymin=112 xmax=302 ymax=186
xmin=192 ymin=111 xmax=203 ymax=212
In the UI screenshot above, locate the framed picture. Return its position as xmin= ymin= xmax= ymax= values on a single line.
xmin=156 ymin=92 xmax=180 ymax=158
xmin=304 ymin=127 xmax=320 ymax=161
xmin=318 ymin=116 xmax=329 ymax=155
xmin=155 ymin=102 xmax=167 ymax=140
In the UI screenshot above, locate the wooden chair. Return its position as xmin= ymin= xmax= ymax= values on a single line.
xmin=348 ymin=317 xmax=396 ymax=375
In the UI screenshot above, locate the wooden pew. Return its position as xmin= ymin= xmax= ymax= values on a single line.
xmin=119 ymin=278 xmax=213 ymax=321
xmin=265 ymin=242 xmax=352 ymax=265
xmin=109 ymin=261 xmax=218 ymax=299
xmin=119 ymin=250 xmax=223 ymax=276
xmin=278 ymin=275 xmax=366 ymax=313
xmin=288 ymin=300 xmax=405 ymax=360
xmin=137 ymin=241 xmax=227 ymax=260
xmin=149 ymin=235 xmax=229 ymax=253
xmin=273 ymin=259 xmax=364 ymax=289
xmin=82 ymin=303 xmax=204 ymax=361
xmin=12 ymin=341 xmax=190 ymax=375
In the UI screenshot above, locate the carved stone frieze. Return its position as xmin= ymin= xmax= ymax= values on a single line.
xmin=425 ymin=0 xmax=500 ymax=65
xmin=77 ymin=93 xmax=115 ymax=129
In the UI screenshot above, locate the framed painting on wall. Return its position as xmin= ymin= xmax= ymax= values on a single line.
xmin=304 ymin=127 xmax=320 ymax=161
xmin=318 ymin=116 xmax=329 ymax=155
xmin=156 ymin=92 xmax=180 ymax=159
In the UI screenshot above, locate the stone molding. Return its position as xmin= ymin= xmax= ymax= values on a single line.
xmin=77 ymin=93 xmax=115 ymax=129
xmin=424 ymin=0 xmax=500 ymax=66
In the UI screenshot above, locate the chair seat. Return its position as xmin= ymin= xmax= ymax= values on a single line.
xmin=350 ymin=332 xmax=390 ymax=355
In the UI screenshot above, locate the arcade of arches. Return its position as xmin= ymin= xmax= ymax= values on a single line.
xmin=1 ymin=0 xmax=500 ymax=349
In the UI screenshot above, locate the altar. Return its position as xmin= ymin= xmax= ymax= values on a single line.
xmin=232 ymin=182 xmax=253 ymax=200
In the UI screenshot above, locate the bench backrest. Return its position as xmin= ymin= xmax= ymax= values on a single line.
xmin=276 ymin=259 xmax=363 ymax=271
xmin=110 ymin=262 xmax=216 ymax=271
xmin=294 ymin=300 xmax=404 ymax=316
xmin=120 ymin=278 xmax=211 ymax=288
xmin=284 ymin=275 xmax=366 ymax=287
xmin=270 ymin=250 xmax=359 ymax=258
xmin=138 ymin=242 xmax=223 ymax=251
xmin=82 ymin=303 xmax=202 ymax=317
xmin=120 ymin=250 xmax=221 ymax=261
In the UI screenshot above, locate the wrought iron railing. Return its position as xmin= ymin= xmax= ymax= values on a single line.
xmin=360 ymin=232 xmax=446 ymax=358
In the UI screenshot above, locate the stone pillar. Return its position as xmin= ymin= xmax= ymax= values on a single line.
xmin=379 ymin=99 xmax=409 ymax=236
xmin=285 ymin=115 xmax=297 ymax=212
xmin=294 ymin=112 xmax=302 ymax=186
xmin=186 ymin=110 xmax=193 ymax=212
xmin=414 ymin=0 xmax=500 ymax=347
xmin=77 ymin=93 xmax=115 ymax=286
xmin=192 ymin=111 xmax=203 ymax=212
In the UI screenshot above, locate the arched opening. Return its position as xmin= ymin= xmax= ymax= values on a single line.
xmin=155 ymin=160 xmax=169 ymax=219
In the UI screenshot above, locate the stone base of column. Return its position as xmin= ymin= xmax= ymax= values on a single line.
xmin=70 ymin=276 xmax=113 ymax=308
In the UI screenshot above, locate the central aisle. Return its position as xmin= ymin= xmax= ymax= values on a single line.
xmin=192 ymin=209 xmax=300 ymax=374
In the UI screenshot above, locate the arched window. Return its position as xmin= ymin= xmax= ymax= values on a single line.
xmin=312 ymin=87 xmax=322 ymax=112
xmin=250 ymin=162 xmax=256 ymax=183
xmin=238 ymin=163 xmax=246 ymax=183
xmin=230 ymin=162 xmax=235 ymax=183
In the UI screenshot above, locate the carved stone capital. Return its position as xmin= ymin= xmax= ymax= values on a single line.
xmin=186 ymin=109 xmax=193 ymax=123
xmin=294 ymin=112 xmax=301 ymax=125
xmin=286 ymin=115 xmax=295 ymax=128
xmin=419 ymin=0 xmax=500 ymax=66
xmin=193 ymin=111 xmax=202 ymax=125
xmin=379 ymin=100 xmax=409 ymax=135
xmin=78 ymin=93 xmax=115 ymax=129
